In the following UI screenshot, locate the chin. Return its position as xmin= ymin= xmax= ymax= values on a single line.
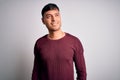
xmin=49 ymin=27 xmax=61 ymax=31
xmin=50 ymin=26 xmax=61 ymax=30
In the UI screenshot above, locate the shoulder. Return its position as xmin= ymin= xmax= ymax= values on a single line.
xmin=66 ymin=33 xmax=80 ymax=41
xmin=66 ymin=33 xmax=83 ymax=46
xmin=35 ymin=34 xmax=48 ymax=45
xmin=37 ymin=34 xmax=47 ymax=41
xmin=66 ymin=33 xmax=84 ymax=51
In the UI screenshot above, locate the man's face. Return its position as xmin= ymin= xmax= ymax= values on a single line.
xmin=42 ymin=9 xmax=61 ymax=31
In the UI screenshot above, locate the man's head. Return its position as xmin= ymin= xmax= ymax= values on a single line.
xmin=41 ymin=3 xmax=60 ymax=17
xmin=41 ymin=3 xmax=62 ymax=32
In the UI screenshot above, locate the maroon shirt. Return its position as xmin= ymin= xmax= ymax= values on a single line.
xmin=32 ymin=33 xmax=87 ymax=80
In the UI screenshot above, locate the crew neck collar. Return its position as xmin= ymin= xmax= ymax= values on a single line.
xmin=46 ymin=32 xmax=67 ymax=41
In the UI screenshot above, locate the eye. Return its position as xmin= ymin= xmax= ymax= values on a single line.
xmin=55 ymin=13 xmax=59 ymax=17
xmin=46 ymin=15 xmax=51 ymax=19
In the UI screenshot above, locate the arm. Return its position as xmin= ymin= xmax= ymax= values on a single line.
xmin=73 ymin=38 xmax=87 ymax=80
xmin=32 ymin=43 xmax=39 ymax=80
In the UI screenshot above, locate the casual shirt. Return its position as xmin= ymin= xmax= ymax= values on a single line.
xmin=32 ymin=33 xmax=87 ymax=80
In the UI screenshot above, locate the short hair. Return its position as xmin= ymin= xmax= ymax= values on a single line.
xmin=41 ymin=3 xmax=60 ymax=17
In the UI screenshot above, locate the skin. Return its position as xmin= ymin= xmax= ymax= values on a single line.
xmin=42 ymin=9 xmax=65 ymax=40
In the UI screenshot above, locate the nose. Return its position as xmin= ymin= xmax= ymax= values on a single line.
xmin=51 ymin=16 xmax=56 ymax=22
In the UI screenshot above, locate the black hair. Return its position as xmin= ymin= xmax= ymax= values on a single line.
xmin=41 ymin=3 xmax=59 ymax=17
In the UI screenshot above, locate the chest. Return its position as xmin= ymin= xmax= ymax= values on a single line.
xmin=38 ymin=41 xmax=75 ymax=63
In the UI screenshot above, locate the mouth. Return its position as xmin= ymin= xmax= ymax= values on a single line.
xmin=51 ymin=22 xmax=58 ymax=26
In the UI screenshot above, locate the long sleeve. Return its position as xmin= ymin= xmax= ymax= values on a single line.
xmin=31 ymin=33 xmax=86 ymax=80
xmin=73 ymin=38 xmax=87 ymax=80
xmin=32 ymin=43 xmax=39 ymax=80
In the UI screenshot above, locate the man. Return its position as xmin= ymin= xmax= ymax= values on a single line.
xmin=32 ymin=3 xmax=87 ymax=80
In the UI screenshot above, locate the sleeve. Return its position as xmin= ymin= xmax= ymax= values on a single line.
xmin=32 ymin=42 xmax=39 ymax=80
xmin=73 ymin=38 xmax=87 ymax=80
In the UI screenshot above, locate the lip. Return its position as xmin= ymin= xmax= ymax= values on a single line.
xmin=51 ymin=22 xmax=58 ymax=25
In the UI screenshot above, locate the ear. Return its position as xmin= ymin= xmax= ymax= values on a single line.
xmin=41 ymin=17 xmax=45 ymax=24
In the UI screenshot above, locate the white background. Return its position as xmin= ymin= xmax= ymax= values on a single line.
xmin=0 ymin=0 xmax=120 ymax=80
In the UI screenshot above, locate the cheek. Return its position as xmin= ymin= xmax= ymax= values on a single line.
xmin=58 ymin=17 xmax=61 ymax=22
xmin=43 ymin=19 xmax=51 ymax=25
xmin=58 ymin=19 xmax=61 ymax=24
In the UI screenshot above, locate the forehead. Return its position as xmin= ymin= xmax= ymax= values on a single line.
xmin=44 ymin=9 xmax=59 ymax=16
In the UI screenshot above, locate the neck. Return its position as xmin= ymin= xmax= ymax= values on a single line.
xmin=48 ymin=30 xmax=65 ymax=40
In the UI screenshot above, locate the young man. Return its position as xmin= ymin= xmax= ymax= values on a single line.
xmin=32 ymin=3 xmax=87 ymax=80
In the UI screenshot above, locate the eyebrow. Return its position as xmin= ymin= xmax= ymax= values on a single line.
xmin=45 ymin=12 xmax=59 ymax=16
